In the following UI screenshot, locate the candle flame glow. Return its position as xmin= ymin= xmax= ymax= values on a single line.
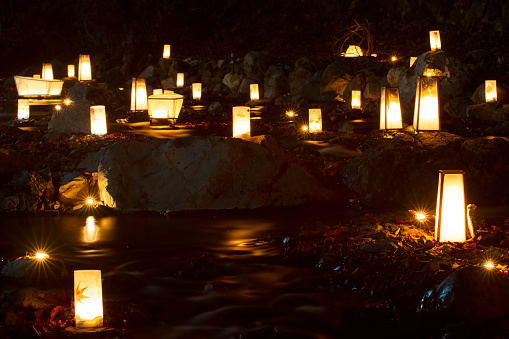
xmin=484 ymin=261 xmax=495 ymax=269
xmin=35 ymin=252 xmax=49 ymax=260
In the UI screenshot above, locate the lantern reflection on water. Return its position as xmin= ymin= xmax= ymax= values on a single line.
xmin=74 ymin=270 xmax=103 ymax=328
xmin=84 ymin=216 xmax=98 ymax=242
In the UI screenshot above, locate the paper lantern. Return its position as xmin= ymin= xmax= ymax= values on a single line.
xmin=485 ymin=80 xmax=497 ymax=103
xmin=68 ymin=65 xmax=75 ymax=77
xmin=435 ymin=170 xmax=468 ymax=242
xmin=33 ymin=74 xmax=40 ymax=79
xmin=163 ymin=44 xmax=171 ymax=59
xmin=351 ymin=90 xmax=361 ymax=109
xmin=42 ymin=63 xmax=53 ymax=80
xmin=250 ymin=84 xmax=259 ymax=101
xmin=78 ymin=54 xmax=92 ymax=81
xmin=74 ymin=270 xmax=103 ymax=328
xmin=18 ymin=99 xmax=30 ymax=121
xmin=14 ymin=76 xmax=63 ymax=97
xmin=192 ymin=83 xmax=202 ymax=100
xmin=153 ymin=89 xmax=163 ymax=95
xmin=176 ymin=73 xmax=184 ymax=88
xmin=380 ymin=87 xmax=403 ymax=130
xmin=130 ymin=78 xmax=148 ymax=111
xmin=164 ymin=90 xmax=173 ymax=94
xmin=232 ymin=106 xmax=250 ymax=139
xmin=410 ymin=57 xmax=417 ymax=67
xmin=147 ymin=93 xmax=184 ymax=120
xmin=429 ymin=30 xmax=441 ymax=51
xmin=90 ymin=105 xmax=107 ymax=136
xmin=308 ymin=108 xmax=322 ymax=133
xmin=413 ymin=76 xmax=440 ymax=131
xmin=343 ymin=45 xmax=363 ymax=57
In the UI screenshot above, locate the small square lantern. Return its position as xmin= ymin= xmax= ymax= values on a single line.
xmin=90 ymin=105 xmax=107 ymax=136
xmin=131 ymin=78 xmax=148 ymax=111
xmin=308 ymin=108 xmax=322 ymax=133
xmin=147 ymin=93 xmax=184 ymax=121
xmin=33 ymin=74 xmax=40 ymax=79
xmin=380 ymin=87 xmax=403 ymax=130
xmin=232 ymin=106 xmax=250 ymax=139
xmin=153 ymin=89 xmax=163 ymax=95
xmin=343 ymin=45 xmax=363 ymax=57
xmin=42 ymin=63 xmax=53 ymax=80
xmin=435 ymin=170 xmax=469 ymax=242
xmin=78 ymin=54 xmax=92 ymax=81
xmin=68 ymin=65 xmax=75 ymax=77
xmin=176 ymin=73 xmax=184 ymax=88
xmin=485 ymin=80 xmax=497 ymax=102
xmin=18 ymin=99 xmax=30 ymax=121
xmin=351 ymin=90 xmax=361 ymax=109
xmin=163 ymin=44 xmax=171 ymax=59
xmin=74 ymin=270 xmax=103 ymax=328
xmin=250 ymin=84 xmax=260 ymax=101
xmin=192 ymin=83 xmax=202 ymax=100
xmin=413 ymin=76 xmax=440 ymax=131
xmin=409 ymin=57 xmax=417 ymax=67
xmin=429 ymin=30 xmax=441 ymax=51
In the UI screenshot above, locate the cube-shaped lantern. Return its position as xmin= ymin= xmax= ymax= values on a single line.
xmin=42 ymin=63 xmax=54 ymax=80
xmin=435 ymin=170 xmax=468 ymax=242
xmin=250 ymin=84 xmax=260 ymax=101
xmin=485 ymin=80 xmax=497 ymax=102
xmin=163 ymin=44 xmax=171 ymax=59
xmin=74 ymin=270 xmax=103 ymax=328
xmin=413 ymin=76 xmax=440 ymax=131
xmin=429 ymin=30 xmax=441 ymax=51
xmin=343 ymin=45 xmax=363 ymax=57
xmin=131 ymin=78 xmax=148 ymax=111
xmin=176 ymin=73 xmax=184 ymax=88
xmin=232 ymin=106 xmax=250 ymax=139
xmin=68 ymin=65 xmax=75 ymax=77
xmin=147 ymin=93 xmax=184 ymax=120
xmin=192 ymin=83 xmax=202 ymax=100
xmin=410 ymin=57 xmax=417 ymax=67
xmin=90 ymin=105 xmax=107 ymax=136
xmin=78 ymin=54 xmax=92 ymax=81
xmin=380 ymin=87 xmax=403 ymax=130
xmin=351 ymin=90 xmax=361 ymax=109
xmin=308 ymin=108 xmax=322 ymax=133
xmin=18 ymin=99 xmax=30 ymax=121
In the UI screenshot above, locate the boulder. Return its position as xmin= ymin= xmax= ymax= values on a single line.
xmin=342 ymin=73 xmax=367 ymax=107
xmin=2 ymin=259 xmax=69 ymax=282
xmin=472 ymin=81 xmax=509 ymax=105
xmin=138 ymin=65 xmax=154 ymax=79
xmin=0 ymin=148 xmax=28 ymax=184
xmin=58 ymin=172 xmax=89 ymax=206
xmin=300 ymin=71 xmax=323 ymax=102
xmin=79 ymin=136 xmax=330 ymax=212
xmin=48 ymin=83 xmax=91 ymax=134
xmin=263 ymin=66 xmax=289 ymax=99
xmin=289 ymin=67 xmax=312 ymax=95
xmin=362 ymin=76 xmax=384 ymax=101
xmin=466 ymin=102 xmax=498 ymax=121
xmin=321 ymin=59 xmax=354 ymax=101
xmin=243 ymin=51 xmax=270 ymax=82
xmin=208 ymin=102 xmax=222 ymax=115
xmin=238 ymin=77 xmax=258 ymax=95
xmin=223 ymin=73 xmax=244 ymax=92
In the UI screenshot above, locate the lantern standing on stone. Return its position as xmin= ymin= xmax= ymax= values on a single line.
xmin=232 ymin=106 xmax=250 ymax=139
xmin=18 ymin=99 xmax=30 ymax=121
xmin=308 ymin=108 xmax=322 ymax=133
xmin=192 ymin=83 xmax=202 ymax=100
xmin=68 ymin=65 xmax=75 ymax=77
xmin=163 ymin=44 xmax=171 ymax=59
xmin=131 ymin=78 xmax=148 ymax=111
xmin=351 ymin=90 xmax=361 ymax=109
xmin=153 ymin=89 xmax=163 ymax=95
xmin=343 ymin=45 xmax=363 ymax=57
xmin=380 ymin=87 xmax=403 ymax=130
xmin=74 ymin=270 xmax=103 ymax=328
xmin=78 ymin=55 xmax=92 ymax=81
xmin=413 ymin=76 xmax=440 ymax=131
xmin=90 ymin=105 xmax=107 ymax=136
xmin=429 ymin=30 xmax=441 ymax=51
xmin=485 ymin=80 xmax=497 ymax=102
xmin=410 ymin=57 xmax=417 ymax=67
xmin=176 ymin=73 xmax=184 ymax=88
xmin=147 ymin=92 xmax=184 ymax=122
xmin=42 ymin=63 xmax=53 ymax=80
xmin=250 ymin=84 xmax=260 ymax=101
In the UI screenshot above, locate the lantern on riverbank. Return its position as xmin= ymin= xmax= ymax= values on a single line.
xmin=74 ymin=270 xmax=103 ymax=328
xmin=435 ymin=170 xmax=468 ymax=242
xmin=429 ymin=31 xmax=441 ymax=51
xmin=351 ymin=90 xmax=361 ymax=109
xmin=68 ymin=65 xmax=75 ymax=77
xmin=90 ymin=105 xmax=107 ymax=136
xmin=308 ymin=108 xmax=322 ymax=133
xmin=413 ymin=76 xmax=440 ymax=131
xmin=131 ymin=78 xmax=148 ymax=111
xmin=343 ymin=45 xmax=363 ymax=57
xmin=410 ymin=57 xmax=417 ymax=67
xmin=147 ymin=92 xmax=184 ymax=122
xmin=176 ymin=73 xmax=184 ymax=88
xmin=380 ymin=87 xmax=402 ymax=130
xmin=42 ymin=63 xmax=53 ymax=80
xmin=163 ymin=44 xmax=171 ymax=59
xmin=250 ymin=84 xmax=259 ymax=101
xmin=233 ymin=106 xmax=250 ymax=139
xmin=485 ymin=80 xmax=497 ymax=102
xmin=18 ymin=99 xmax=29 ymax=120
xmin=192 ymin=83 xmax=202 ymax=100
xmin=78 ymin=55 xmax=92 ymax=81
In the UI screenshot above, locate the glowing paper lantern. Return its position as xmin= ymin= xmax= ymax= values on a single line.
xmin=42 ymin=63 xmax=53 ymax=80
xmin=232 ymin=106 xmax=250 ymax=139
xmin=147 ymin=93 xmax=184 ymax=120
xmin=78 ymin=54 xmax=92 ymax=81
xmin=351 ymin=90 xmax=361 ymax=109
xmin=435 ymin=170 xmax=468 ymax=242
xmin=14 ymin=76 xmax=63 ymax=97
xmin=131 ymin=78 xmax=148 ymax=111
xmin=250 ymin=84 xmax=259 ymax=101
xmin=176 ymin=73 xmax=184 ymax=88
xmin=308 ymin=108 xmax=322 ymax=133
xmin=192 ymin=83 xmax=202 ymax=100
xmin=485 ymin=80 xmax=497 ymax=102
xmin=18 ymin=99 xmax=30 ymax=121
xmin=33 ymin=74 xmax=40 ymax=79
xmin=68 ymin=65 xmax=75 ymax=77
xmin=90 ymin=105 xmax=107 ymax=136
xmin=343 ymin=45 xmax=363 ymax=57
xmin=413 ymin=76 xmax=440 ymax=131
xmin=74 ymin=270 xmax=103 ymax=328
xmin=153 ymin=89 xmax=163 ymax=95
xmin=410 ymin=57 xmax=417 ymax=67
xmin=429 ymin=30 xmax=441 ymax=51
xmin=163 ymin=44 xmax=171 ymax=59
xmin=380 ymin=87 xmax=403 ymax=130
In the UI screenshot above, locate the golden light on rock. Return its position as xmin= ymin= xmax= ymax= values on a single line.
xmin=342 ymin=45 xmax=363 ymax=57
xmin=429 ymin=30 xmax=441 ymax=51
xmin=308 ymin=108 xmax=322 ymax=133
xmin=250 ymin=84 xmax=260 ymax=101
xmin=131 ymin=78 xmax=148 ymax=111
xmin=42 ymin=63 xmax=53 ymax=80
xmin=17 ymin=99 xmax=30 ymax=121
xmin=55 ymin=104 xmax=62 ymax=111
xmin=163 ymin=44 xmax=171 ymax=59
xmin=147 ymin=93 xmax=184 ymax=120
xmin=232 ymin=106 xmax=250 ymax=140
xmin=78 ymin=54 xmax=92 ymax=81
xmin=351 ymin=90 xmax=361 ymax=109
xmin=485 ymin=80 xmax=497 ymax=102
xmin=413 ymin=76 xmax=440 ymax=131
xmin=380 ymin=87 xmax=402 ymax=130
xmin=90 ymin=105 xmax=107 ymax=136
xmin=68 ymin=65 xmax=75 ymax=77
xmin=192 ymin=83 xmax=202 ymax=100
xmin=416 ymin=212 xmax=426 ymax=222
xmin=176 ymin=73 xmax=184 ymax=88
xmin=74 ymin=270 xmax=103 ymax=328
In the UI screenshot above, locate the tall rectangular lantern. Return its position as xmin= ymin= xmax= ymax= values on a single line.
xmin=232 ymin=106 xmax=250 ymax=139
xmin=18 ymin=99 xmax=30 ymax=120
xmin=68 ymin=65 xmax=75 ymax=77
xmin=176 ymin=73 xmax=184 ymax=88
xmin=192 ymin=83 xmax=202 ymax=100
xmin=78 ymin=54 xmax=92 ymax=81
xmin=131 ymin=78 xmax=148 ymax=111
xmin=485 ymin=80 xmax=497 ymax=102
xmin=74 ymin=270 xmax=103 ymax=328
xmin=429 ymin=30 xmax=441 ymax=51
xmin=380 ymin=87 xmax=403 ymax=130
xmin=163 ymin=44 xmax=171 ymax=59
xmin=351 ymin=90 xmax=361 ymax=109
xmin=435 ymin=170 xmax=468 ymax=242
xmin=413 ymin=76 xmax=440 ymax=131
xmin=42 ymin=63 xmax=53 ymax=80
xmin=250 ymin=84 xmax=259 ymax=101
xmin=308 ymin=108 xmax=322 ymax=133
xmin=90 ymin=105 xmax=107 ymax=136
